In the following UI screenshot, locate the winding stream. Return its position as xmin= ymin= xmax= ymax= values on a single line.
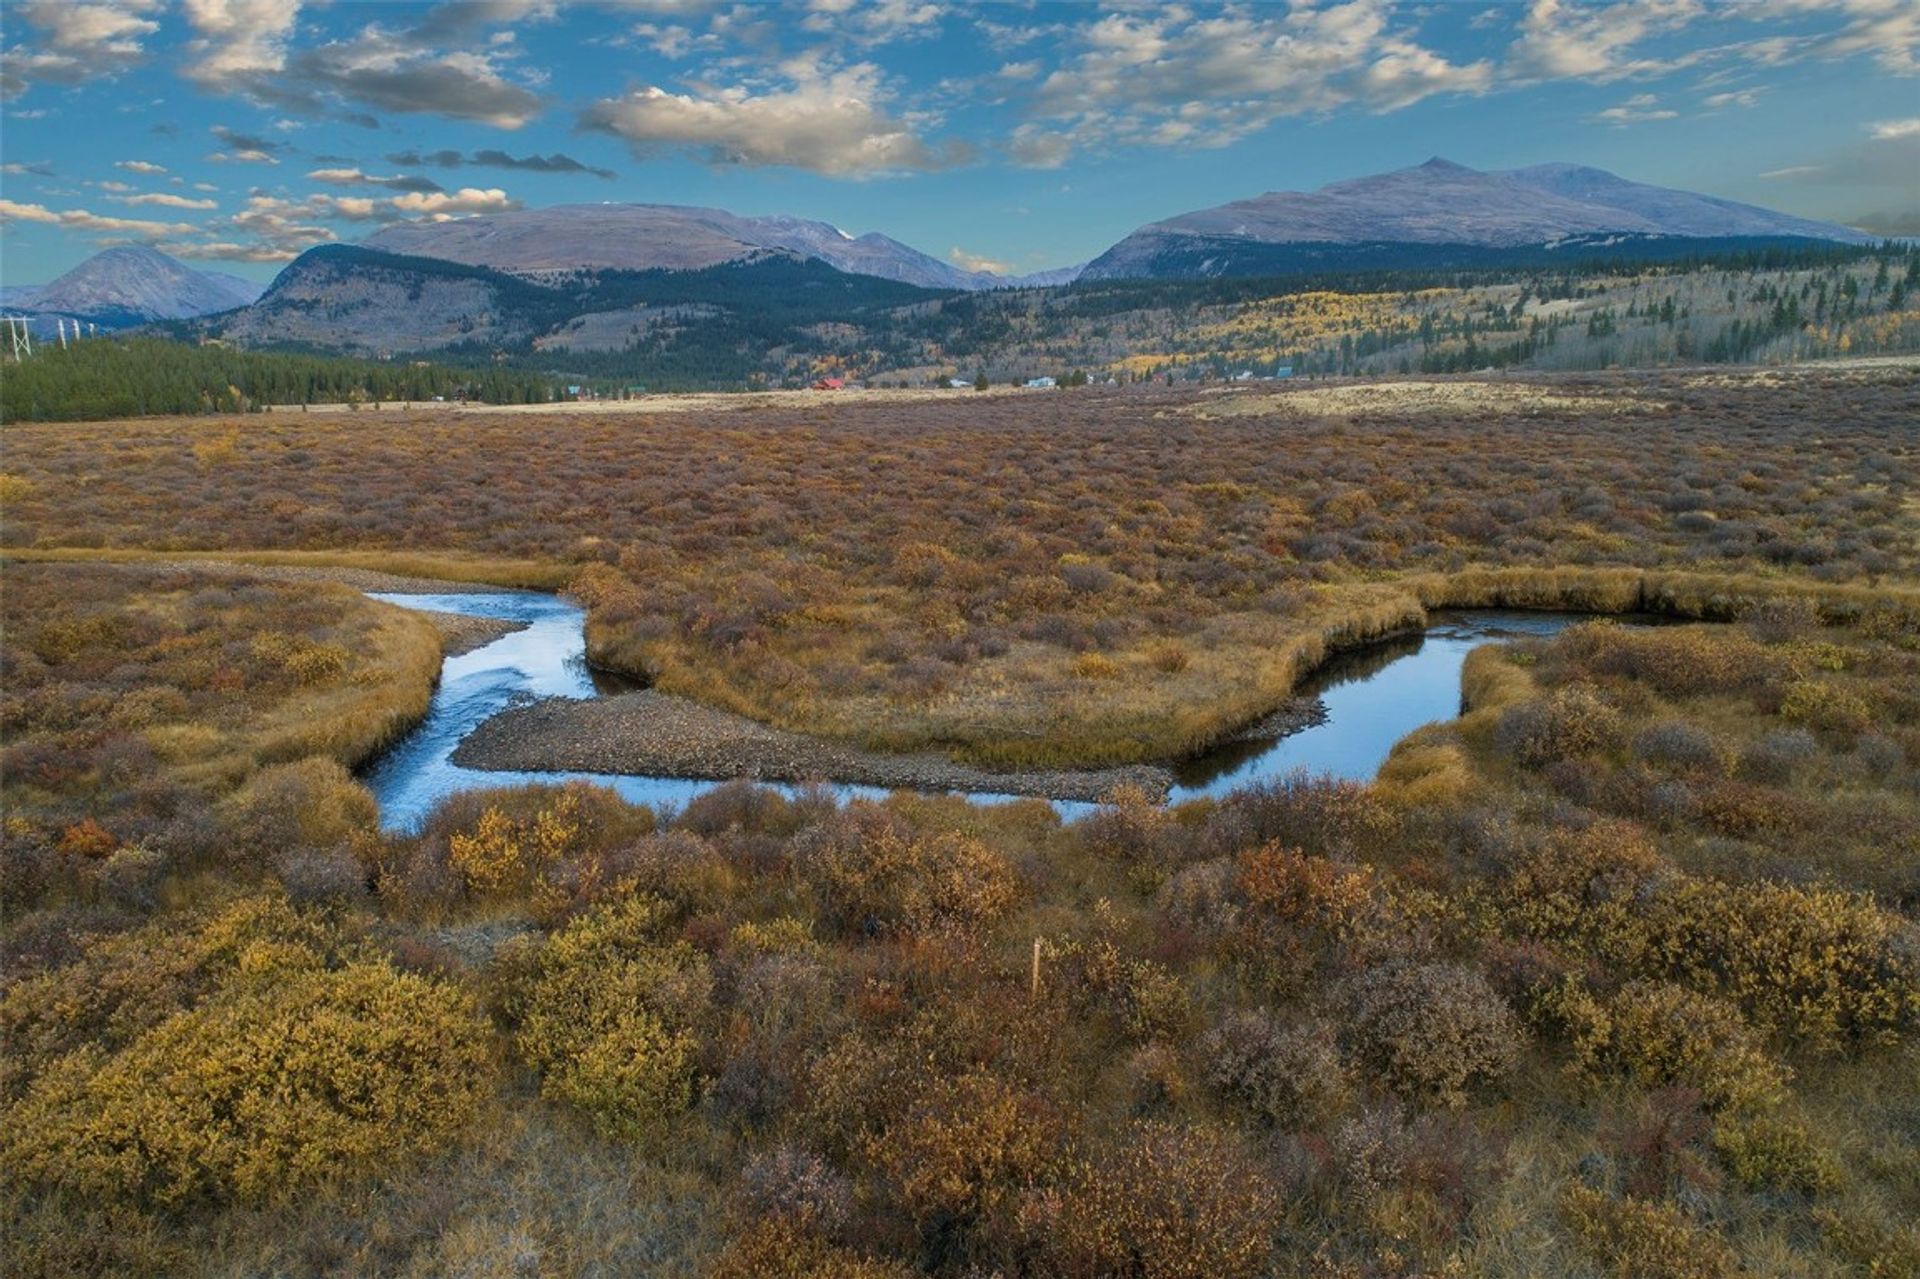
xmin=361 ymin=592 xmax=1612 ymax=831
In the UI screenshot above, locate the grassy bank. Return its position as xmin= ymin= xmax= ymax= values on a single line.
xmin=0 ymin=562 xmax=445 ymax=815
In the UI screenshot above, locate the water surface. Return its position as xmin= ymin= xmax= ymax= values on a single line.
xmin=361 ymin=593 xmax=1614 ymax=831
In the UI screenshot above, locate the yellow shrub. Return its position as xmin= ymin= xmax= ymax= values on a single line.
xmin=447 ymin=789 xmax=583 ymax=896
xmin=1648 ymin=879 xmax=1919 ymax=1054
xmin=1779 ymin=678 xmax=1873 ymax=734
xmin=1712 ymin=1110 xmax=1841 ymax=1195
xmin=1562 ymin=979 xmax=1788 ymax=1113
xmin=1563 ymin=1184 xmax=1739 ymax=1279
xmin=3 ymin=960 xmax=493 ymax=1208
xmin=509 ymin=895 xmax=710 ymax=1138
xmin=1072 ymin=652 xmax=1123 ymax=681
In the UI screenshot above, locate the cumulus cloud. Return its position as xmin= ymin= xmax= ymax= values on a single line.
xmin=307 ymin=166 xmax=447 ymax=193
xmin=1506 ymin=0 xmax=1702 ymax=82
xmin=112 ymin=192 xmax=220 ymax=209
xmin=179 ymin=0 xmax=301 ymax=88
xmin=283 ymin=40 xmax=544 ymax=128
xmin=386 ymin=147 xmax=616 ymax=178
xmin=1870 ymin=116 xmax=1920 ymax=140
xmin=115 ymin=159 xmax=168 ymax=174
xmin=1591 ymin=92 xmax=1681 ymax=125
xmin=0 ymin=0 xmax=161 ymax=100
xmin=180 ymin=2 xmax=545 ymax=129
xmin=0 ymin=196 xmax=196 ymax=237
xmin=2 ymin=161 xmax=55 ymax=177
xmin=579 ymin=62 xmax=971 ymax=175
xmin=800 ymin=0 xmax=948 ymax=46
xmin=1019 ymin=2 xmax=1492 ymax=164
xmin=389 ymin=187 xmax=522 ymax=218
xmin=208 ymin=124 xmax=285 ymax=164
xmin=947 ymin=245 xmax=1010 ymax=275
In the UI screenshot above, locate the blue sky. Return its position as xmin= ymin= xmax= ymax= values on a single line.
xmin=2 ymin=0 xmax=1916 ymax=283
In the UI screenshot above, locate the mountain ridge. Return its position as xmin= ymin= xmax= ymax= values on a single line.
xmin=360 ymin=203 xmax=1077 ymax=291
xmin=1081 ymin=158 xmax=1872 ymax=279
xmin=7 ymin=246 xmax=264 ymax=326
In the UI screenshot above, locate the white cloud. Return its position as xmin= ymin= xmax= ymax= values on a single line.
xmin=0 ymin=196 xmax=196 ymax=237
xmin=0 ymin=0 xmax=162 ymax=100
xmin=947 ymin=245 xmax=1010 ymax=275
xmin=306 ymin=166 xmax=445 ymax=193
xmin=179 ymin=0 xmax=301 ymax=88
xmin=115 ymin=159 xmax=168 ymax=174
xmin=1702 ymin=87 xmax=1763 ymax=109
xmin=1869 ymin=116 xmax=1920 ymax=140
xmin=113 ymin=192 xmax=219 ymax=209
xmin=800 ymin=0 xmax=948 ymax=46
xmin=580 ymin=62 xmax=970 ymax=175
xmin=388 ymin=187 xmax=522 ymax=218
xmin=1020 ymin=2 xmax=1492 ymax=164
xmin=1507 ymin=0 xmax=1702 ymax=82
xmin=1591 ymin=92 xmax=1681 ymax=125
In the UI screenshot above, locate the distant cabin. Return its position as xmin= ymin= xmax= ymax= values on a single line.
xmin=1025 ymin=376 xmax=1056 ymax=388
xmin=812 ymin=377 xmax=845 ymax=391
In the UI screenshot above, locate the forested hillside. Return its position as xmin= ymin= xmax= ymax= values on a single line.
xmin=0 ymin=338 xmax=557 ymax=422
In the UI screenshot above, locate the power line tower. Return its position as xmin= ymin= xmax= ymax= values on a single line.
xmin=3 ymin=316 xmax=32 ymax=360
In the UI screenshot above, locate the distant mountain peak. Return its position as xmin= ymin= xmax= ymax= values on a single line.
xmin=1081 ymin=158 xmax=1872 ymax=279
xmin=11 ymin=246 xmax=263 ymax=325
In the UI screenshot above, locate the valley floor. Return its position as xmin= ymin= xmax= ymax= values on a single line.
xmin=2 ymin=365 xmax=1917 ymax=1277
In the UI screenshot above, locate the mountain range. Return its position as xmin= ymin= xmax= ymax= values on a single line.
xmin=3 ymin=246 xmax=262 ymax=330
xmin=7 ymin=158 xmax=1878 ymax=357
xmin=1080 ymin=158 xmax=1874 ymax=279
xmin=362 ymin=204 xmax=1078 ymax=291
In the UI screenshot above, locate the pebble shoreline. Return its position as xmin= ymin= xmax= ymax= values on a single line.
xmin=452 ymin=691 xmax=1185 ymax=804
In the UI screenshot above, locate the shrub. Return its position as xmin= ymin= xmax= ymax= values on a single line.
xmin=1630 ymin=721 xmax=1726 ymax=777
xmin=868 ymin=1070 xmax=1057 ymax=1237
xmin=1203 ymin=1009 xmax=1351 ymax=1128
xmin=1562 ymin=1184 xmax=1739 ymax=1279
xmin=1347 ymin=961 xmax=1523 ymax=1107
xmin=1779 ymin=678 xmax=1873 ymax=734
xmin=792 ymin=808 xmax=1017 ymax=937
xmin=1711 ymin=1110 xmax=1840 ymax=1195
xmin=1647 ymin=879 xmax=1920 ymax=1053
xmin=737 ymin=1145 xmax=853 ymax=1233
xmin=1495 ymin=685 xmax=1626 ymax=769
xmin=1233 ymin=841 xmax=1392 ymax=949
xmin=508 ymin=894 xmax=711 ymax=1138
xmin=1559 ymin=979 xmax=1788 ymax=1113
xmin=1740 ymin=728 xmax=1820 ymax=783
xmin=706 ymin=1219 xmax=916 ymax=1279
xmin=3 ymin=958 xmax=493 ymax=1208
xmin=1021 ymin=1121 xmax=1279 ymax=1279
xmin=1217 ymin=772 xmax=1394 ymax=861
xmin=223 ymin=757 xmax=377 ymax=857
xmin=447 ymin=788 xmax=583 ymax=896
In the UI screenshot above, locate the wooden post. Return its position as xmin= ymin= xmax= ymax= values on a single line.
xmin=1030 ymin=937 xmax=1042 ymax=999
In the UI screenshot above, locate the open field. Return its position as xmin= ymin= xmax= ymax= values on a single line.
xmin=5 ymin=363 xmax=1917 ymax=770
xmin=1 ymin=364 xmax=1917 ymax=1277
xmin=2 ymin=574 xmax=1915 ymax=1277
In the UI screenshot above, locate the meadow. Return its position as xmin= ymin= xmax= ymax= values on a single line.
xmin=1 ymin=575 xmax=1915 ymax=1277
xmin=3 ymin=364 xmax=1915 ymax=769
xmin=1 ymin=363 xmax=1917 ymax=1277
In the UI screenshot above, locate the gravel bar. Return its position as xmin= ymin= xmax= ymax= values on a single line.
xmin=451 ymin=691 xmax=1179 ymax=804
